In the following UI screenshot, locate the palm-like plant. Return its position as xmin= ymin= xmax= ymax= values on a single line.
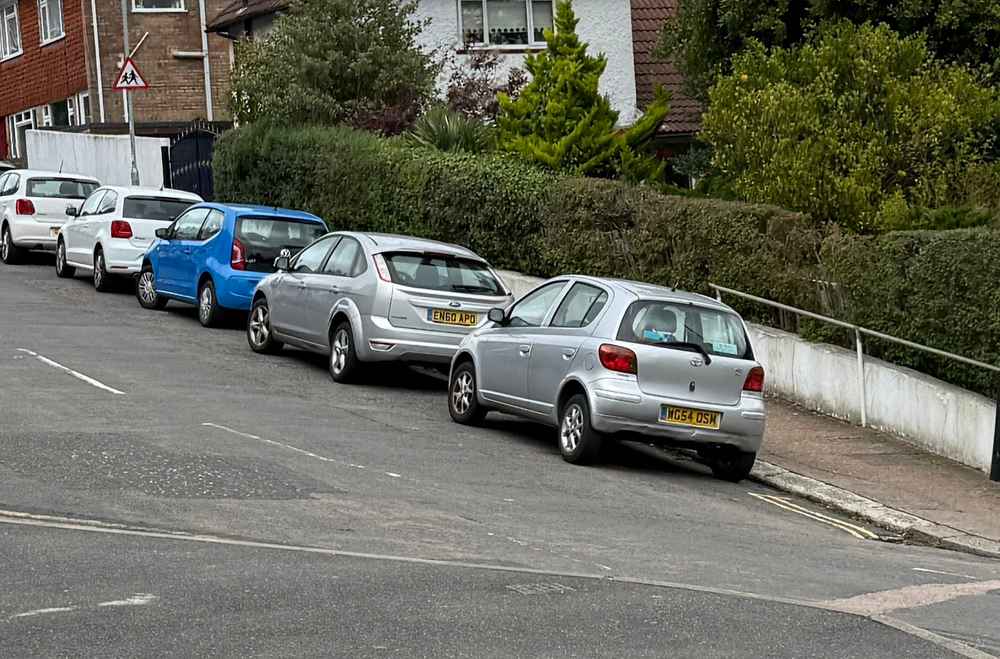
xmin=407 ymin=106 xmax=495 ymax=153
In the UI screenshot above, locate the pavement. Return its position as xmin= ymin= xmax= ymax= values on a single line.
xmin=2 ymin=253 xmax=1000 ymax=657
xmin=756 ymin=400 xmax=1000 ymax=558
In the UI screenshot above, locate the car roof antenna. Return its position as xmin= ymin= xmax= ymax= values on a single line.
xmin=58 ymin=160 xmax=64 ymax=173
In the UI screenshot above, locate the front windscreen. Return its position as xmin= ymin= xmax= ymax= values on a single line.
xmin=384 ymin=252 xmax=503 ymax=295
xmin=124 ymin=197 xmax=195 ymax=221
xmin=26 ymin=178 xmax=98 ymax=199
xmin=236 ymin=217 xmax=327 ymax=273
xmin=617 ymin=300 xmax=752 ymax=359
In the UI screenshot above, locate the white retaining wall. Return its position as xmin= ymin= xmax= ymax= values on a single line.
xmin=26 ymin=130 xmax=169 ymax=187
xmin=496 ymin=269 xmax=996 ymax=473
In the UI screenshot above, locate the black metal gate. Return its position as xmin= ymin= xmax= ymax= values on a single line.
xmin=166 ymin=122 xmax=222 ymax=200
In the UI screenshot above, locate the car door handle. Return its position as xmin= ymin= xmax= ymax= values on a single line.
xmin=561 ymin=349 xmax=576 ymax=360
xmin=518 ymin=344 xmax=531 ymax=357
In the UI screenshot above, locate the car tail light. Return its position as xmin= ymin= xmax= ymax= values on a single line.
xmin=15 ymin=199 xmax=35 ymax=215
xmin=231 ymin=239 xmax=246 ymax=270
xmin=598 ymin=344 xmax=637 ymax=375
xmin=743 ymin=366 xmax=765 ymax=393
xmin=110 ymin=220 xmax=133 ymax=239
xmin=373 ymin=253 xmax=392 ymax=282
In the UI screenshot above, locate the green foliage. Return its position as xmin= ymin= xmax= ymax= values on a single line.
xmin=406 ymin=106 xmax=495 ymax=153
xmin=879 ymin=204 xmax=998 ymax=231
xmin=445 ymin=49 xmax=528 ymax=122
xmin=658 ymin=0 xmax=1000 ymax=101
xmin=702 ymin=22 xmax=1000 ymax=232
xmin=229 ymin=0 xmax=437 ymax=133
xmin=497 ymin=1 xmax=669 ymax=183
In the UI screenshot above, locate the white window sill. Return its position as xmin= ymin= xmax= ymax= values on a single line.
xmin=0 ymin=49 xmax=22 ymax=62
xmin=457 ymin=43 xmax=546 ymax=54
xmin=132 ymin=6 xmax=187 ymax=12
xmin=40 ymin=34 xmax=65 ymax=47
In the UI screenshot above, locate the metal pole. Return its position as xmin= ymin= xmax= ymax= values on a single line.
xmin=991 ymin=398 xmax=1000 ymax=482
xmin=120 ymin=0 xmax=139 ymax=186
xmin=855 ymin=328 xmax=867 ymax=427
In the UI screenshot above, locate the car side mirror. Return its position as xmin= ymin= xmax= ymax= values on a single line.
xmin=65 ymin=205 xmax=78 ymax=217
xmin=274 ymin=248 xmax=291 ymax=271
xmin=488 ymin=308 xmax=507 ymax=324
xmin=155 ymin=228 xmax=172 ymax=240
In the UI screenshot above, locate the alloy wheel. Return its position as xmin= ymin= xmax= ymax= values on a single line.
xmin=452 ymin=371 xmax=474 ymax=415
xmin=249 ymin=305 xmax=270 ymax=347
xmin=93 ymin=253 xmax=104 ymax=288
xmin=560 ymin=404 xmax=584 ymax=453
xmin=56 ymin=243 xmax=65 ymax=273
xmin=138 ymin=271 xmax=157 ymax=305
xmin=199 ymin=286 xmax=213 ymax=324
xmin=331 ymin=328 xmax=350 ymax=375
xmin=1 ymin=229 xmax=9 ymax=261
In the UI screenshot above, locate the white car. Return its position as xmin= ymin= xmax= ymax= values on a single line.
xmin=0 ymin=169 xmax=100 ymax=265
xmin=56 ymin=185 xmax=202 ymax=291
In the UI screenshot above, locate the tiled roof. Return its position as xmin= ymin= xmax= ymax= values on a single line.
xmin=206 ymin=0 xmax=289 ymax=32
xmin=631 ymin=0 xmax=702 ymax=135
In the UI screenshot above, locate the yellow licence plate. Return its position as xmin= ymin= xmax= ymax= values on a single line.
xmin=659 ymin=405 xmax=721 ymax=430
xmin=430 ymin=309 xmax=478 ymax=327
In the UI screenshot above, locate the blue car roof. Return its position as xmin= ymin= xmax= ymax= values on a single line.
xmin=205 ymin=203 xmax=325 ymax=223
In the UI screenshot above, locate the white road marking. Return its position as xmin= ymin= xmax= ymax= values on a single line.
xmin=912 ymin=568 xmax=980 ymax=580
xmin=16 ymin=348 xmax=125 ymax=395
xmin=9 ymin=606 xmax=77 ymax=620
xmin=749 ymin=492 xmax=879 ymax=540
xmin=201 ymin=422 xmax=390 ymax=478
xmin=97 ymin=593 xmax=157 ymax=607
xmin=822 ymin=580 xmax=1000 ymax=616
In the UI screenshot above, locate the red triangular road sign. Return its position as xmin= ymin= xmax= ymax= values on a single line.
xmin=112 ymin=58 xmax=149 ymax=91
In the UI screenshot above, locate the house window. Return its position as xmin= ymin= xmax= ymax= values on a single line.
xmin=1 ymin=1 xmax=21 ymax=60
xmin=38 ymin=0 xmax=63 ymax=43
xmin=132 ymin=0 xmax=184 ymax=11
xmin=78 ymin=92 xmax=91 ymax=125
xmin=49 ymin=99 xmax=70 ymax=126
xmin=41 ymin=106 xmax=52 ymax=127
xmin=7 ymin=111 xmax=34 ymax=159
xmin=459 ymin=0 xmax=553 ymax=47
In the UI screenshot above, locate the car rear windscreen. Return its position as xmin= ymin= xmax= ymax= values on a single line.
xmin=27 ymin=178 xmax=98 ymax=199
xmin=384 ymin=252 xmax=504 ymax=295
xmin=617 ymin=300 xmax=753 ymax=359
xmin=124 ymin=196 xmax=195 ymax=221
xmin=236 ymin=217 xmax=327 ymax=273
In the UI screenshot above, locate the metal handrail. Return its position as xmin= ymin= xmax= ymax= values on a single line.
xmin=710 ymin=283 xmax=1000 ymax=482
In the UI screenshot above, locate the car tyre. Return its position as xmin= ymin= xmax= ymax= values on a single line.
xmin=136 ymin=264 xmax=168 ymax=310
xmin=93 ymin=248 xmax=113 ymax=292
xmin=55 ymin=240 xmax=75 ymax=278
xmin=448 ymin=361 xmax=487 ymax=425
xmin=247 ymin=297 xmax=283 ymax=354
xmin=558 ymin=394 xmax=603 ymax=465
xmin=329 ymin=321 xmax=360 ymax=383
xmin=1 ymin=224 xmax=23 ymax=265
xmin=709 ymin=449 xmax=757 ymax=483
xmin=198 ymin=279 xmax=222 ymax=328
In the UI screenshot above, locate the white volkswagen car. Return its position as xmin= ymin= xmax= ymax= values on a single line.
xmin=56 ymin=186 xmax=202 ymax=291
xmin=0 ymin=170 xmax=100 ymax=265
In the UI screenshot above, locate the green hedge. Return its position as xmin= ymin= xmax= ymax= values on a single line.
xmin=214 ymin=124 xmax=999 ymax=395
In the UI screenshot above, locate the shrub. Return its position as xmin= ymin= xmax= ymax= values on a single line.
xmin=445 ymin=49 xmax=527 ymax=122
xmin=406 ymin=106 xmax=496 ymax=153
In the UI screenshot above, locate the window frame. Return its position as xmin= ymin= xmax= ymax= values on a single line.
xmin=196 ymin=208 xmax=225 ymax=241
xmin=1 ymin=1 xmax=22 ymax=61
xmin=37 ymin=0 xmax=64 ymax=45
xmin=7 ymin=111 xmax=34 ymax=159
xmin=0 ymin=172 xmax=20 ymax=196
xmin=78 ymin=189 xmax=106 ymax=216
xmin=457 ymin=0 xmax=553 ymax=49
xmin=95 ymin=190 xmax=118 ymax=215
xmin=549 ymin=282 xmax=610 ymax=329
xmin=322 ymin=236 xmax=366 ymax=278
xmin=171 ymin=207 xmax=211 ymax=240
xmin=291 ymin=235 xmax=339 ymax=274
xmin=131 ymin=0 xmax=186 ymax=13
xmin=506 ymin=280 xmax=568 ymax=328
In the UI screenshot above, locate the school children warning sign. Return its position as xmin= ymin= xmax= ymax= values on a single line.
xmin=112 ymin=58 xmax=149 ymax=91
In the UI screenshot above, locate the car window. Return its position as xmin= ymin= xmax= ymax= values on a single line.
xmin=124 ymin=196 xmax=196 ymax=222
xmin=197 ymin=210 xmax=225 ymax=240
xmin=323 ymin=237 xmax=364 ymax=277
xmin=79 ymin=190 xmax=106 ymax=216
xmin=236 ymin=217 xmax=328 ymax=274
xmin=383 ymin=252 xmax=503 ymax=295
xmin=508 ymin=282 xmax=566 ymax=328
xmin=617 ymin=300 xmax=752 ymax=359
xmin=292 ymin=235 xmax=337 ymax=273
xmin=550 ymin=283 xmax=609 ymax=328
xmin=172 ymin=208 xmax=210 ymax=240
xmin=0 ymin=174 xmax=20 ymax=196
xmin=26 ymin=178 xmax=97 ymax=199
xmin=0 ymin=174 xmax=8 ymax=195
xmin=96 ymin=190 xmax=118 ymax=214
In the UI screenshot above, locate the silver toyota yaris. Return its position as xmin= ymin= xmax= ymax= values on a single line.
xmin=247 ymin=231 xmax=513 ymax=382
xmin=447 ymin=276 xmax=766 ymax=482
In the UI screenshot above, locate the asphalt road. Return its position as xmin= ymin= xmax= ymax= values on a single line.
xmin=2 ymin=253 xmax=999 ymax=658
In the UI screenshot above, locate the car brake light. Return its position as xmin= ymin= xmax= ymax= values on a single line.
xmin=743 ymin=366 xmax=765 ymax=393
xmin=110 ymin=220 xmax=133 ymax=239
xmin=231 ymin=238 xmax=246 ymax=270
xmin=598 ymin=344 xmax=637 ymax=375
xmin=15 ymin=199 xmax=35 ymax=215
xmin=373 ymin=253 xmax=391 ymax=282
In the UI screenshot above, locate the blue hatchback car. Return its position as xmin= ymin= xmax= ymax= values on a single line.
xmin=135 ymin=203 xmax=328 ymax=326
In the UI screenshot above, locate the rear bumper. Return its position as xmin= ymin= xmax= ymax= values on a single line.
xmin=358 ymin=315 xmax=464 ymax=364
xmin=8 ymin=217 xmax=59 ymax=250
xmin=589 ymin=377 xmax=765 ymax=453
xmin=216 ymin=271 xmax=266 ymax=310
xmin=103 ymin=240 xmax=147 ymax=274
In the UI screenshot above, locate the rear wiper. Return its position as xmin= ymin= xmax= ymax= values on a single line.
xmin=654 ymin=341 xmax=713 ymax=365
xmin=451 ymin=285 xmax=494 ymax=294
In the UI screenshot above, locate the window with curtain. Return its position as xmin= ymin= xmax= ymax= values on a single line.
xmin=1 ymin=1 xmax=21 ymax=59
xmin=459 ymin=0 xmax=553 ymax=47
xmin=38 ymin=0 xmax=64 ymax=43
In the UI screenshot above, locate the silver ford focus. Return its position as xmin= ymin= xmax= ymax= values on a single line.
xmin=447 ymin=276 xmax=766 ymax=481
xmin=247 ymin=231 xmax=514 ymax=382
